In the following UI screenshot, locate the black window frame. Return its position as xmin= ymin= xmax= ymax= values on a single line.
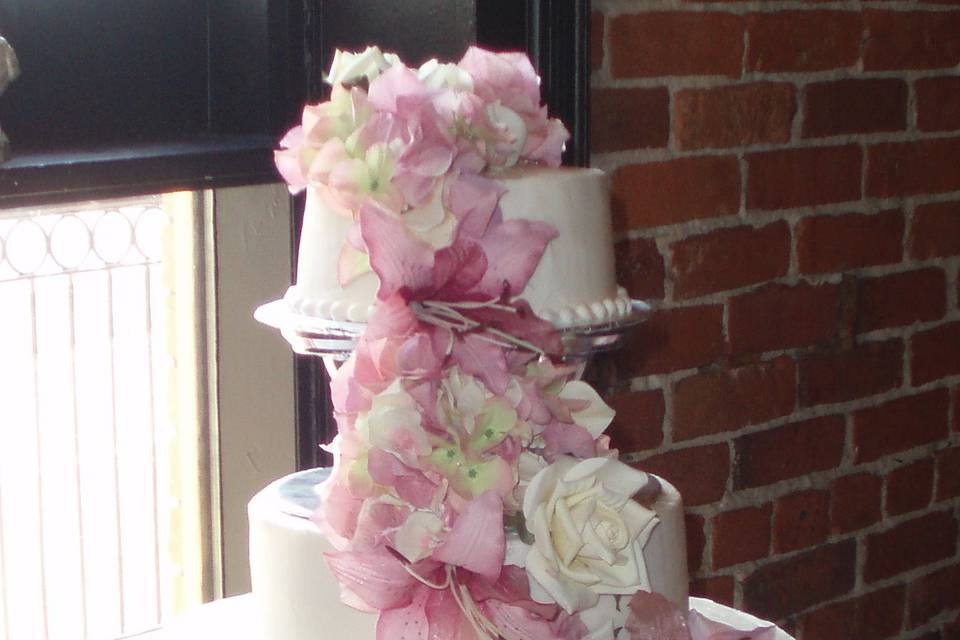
xmin=0 ymin=0 xmax=591 ymax=470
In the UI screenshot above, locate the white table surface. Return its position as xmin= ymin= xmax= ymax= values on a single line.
xmin=143 ymin=593 xmax=794 ymax=639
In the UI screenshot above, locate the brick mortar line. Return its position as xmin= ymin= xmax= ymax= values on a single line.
xmin=737 ymin=155 xmax=749 ymax=220
xmin=592 ymin=128 xmax=960 ymax=174
xmin=687 ymin=505 xmax=960 ymax=593
xmin=626 ymin=372 xmax=669 ymax=393
xmin=907 ymin=73 xmax=920 ymax=132
xmin=594 ymin=0 xmax=960 ymax=14
xmin=860 ymin=299 xmax=960 ymax=343
xmin=619 ymin=376 xmax=959 ymax=501
xmin=609 ymin=190 xmax=960 ymax=245
xmin=903 ymin=199 xmax=917 ymax=277
xmin=842 ymin=412 xmax=856 ymax=469
xmin=662 ymin=380 xmax=677 ymax=448
xmin=794 ymin=557 xmax=960 ymax=633
xmin=732 ymin=564 xmax=745 ymax=610
xmin=787 ymin=217 xmax=800 ymax=279
xmin=688 ymin=509 xmax=960 ymax=584
xmin=612 ymin=258 xmax=958 ymax=316
xmin=699 ymin=513 xmax=716 ymax=581
xmin=669 ymin=439 xmax=957 ymax=517
xmin=853 ymin=530 xmax=867 ymax=597
xmin=641 ymin=370 xmax=960 ymax=451
xmin=597 ymin=11 xmax=609 ymax=80
xmin=945 ymin=256 xmax=960 ymax=312
xmin=653 ymin=233 xmax=678 ymax=301
xmin=905 ymin=615 xmax=960 ymax=640
xmin=791 ymin=82 xmax=806 ymax=146
xmin=687 ymin=507 xmax=960 ymax=618
xmin=860 ymin=139 xmax=870 ymax=214
xmin=593 ymin=68 xmax=960 ymax=92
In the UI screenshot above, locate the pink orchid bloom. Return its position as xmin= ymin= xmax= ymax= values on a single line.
xmin=328 ymin=540 xmax=576 ymax=640
xmin=358 ymin=189 xmax=558 ymax=329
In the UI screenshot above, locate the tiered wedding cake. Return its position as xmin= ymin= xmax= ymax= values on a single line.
xmin=252 ymin=46 xmax=789 ymax=640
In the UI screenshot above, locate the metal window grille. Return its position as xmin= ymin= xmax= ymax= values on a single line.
xmin=0 ymin=195 xmax=201 ymax=640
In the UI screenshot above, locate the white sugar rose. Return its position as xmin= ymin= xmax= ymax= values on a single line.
xmin=522 ymin=456 xmax=659 ymax=615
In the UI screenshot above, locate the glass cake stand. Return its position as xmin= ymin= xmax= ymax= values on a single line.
xmin=254 ymin=298 xmax=650 ymax=366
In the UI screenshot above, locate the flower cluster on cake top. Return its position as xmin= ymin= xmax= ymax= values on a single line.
xmin=274 ymin=46 xmax=776 ymax=640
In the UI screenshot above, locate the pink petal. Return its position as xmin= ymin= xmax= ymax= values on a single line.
xmin=278 ymin=124 xmax=304 ymax=150
xmin=376 ymin=587 xmax=430 ymax=640
xmin=483 ymin=599 xmax=561 ymax=640
xmin=445 ymin=173 xmax=505 ymax=239
xmin=394 ymin=172 xmax=440 ymax=208
xmin=401 ymin=141 xmax=454 ymax=178
xmin=451 ymin=333 xmax=511 ymax=396
xmin=541 ymin=422 xmax=596 ymax=461
xmin=367 ymin=446 xmax=409 ymax=486
xmin=522 ymin=117 xmax=570 ymax=168
xmin=338 ymin=244 xmax=371 ymax=286
xmin=330 ymin=355 xmax=374 ymax=414
xmin=476 ymin=219 xmax=557 ymax=300
xmin=551 ymin=611 xmax=590 ymax=640
xmin=433 ymin=491 xmax=505 ymax=580
xmin=395 ymin=473 xmax=441 ymax=510
xmin=274 ymin=147 xmax=307 ymax=193
xmin=457 ymin=47 xmax=540 ymax=109
xmin=324 ymin=547 xmax=417 ymax=611
xmin=360 ymin=203 xmax=436 ymax=300
xmin=368 ymin=63 xmax=426 ymax=113
xmin=624 ymin=591 xmax=693 ymax=640
xmin=306 ymin=138 xmax=351 ymax=184
xmin=367 ymin=447 xmax=437 ymax=510
xmin=353 ymin=498 xmax=406 ymax=548
xmin=424 ymin=588 xmax=475 ymax=640
xmin=433 ymin=240 xmax=487 ymax=296
xmin=366 ymin=294 xmax=420 ymax=340
xmin=468 ymin=565 xmax=559 ymax=622
xmin=468 ymin=299 xmax=563 ymax=357
xmin=512 ymin=377 xmax=554 ymax=425
xmin=396 ymin=332 xmax=445 ymax=380
xmin=312 ymin=479 xmax=362 ymax=542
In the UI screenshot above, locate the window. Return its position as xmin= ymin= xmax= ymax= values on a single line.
xmin=0 ymin=193 xmax=207 ymax=638
xmin=0 ymin=2 xmax=588 ymax=635
xmin=0 ymin=186 xmax=295 ymax=639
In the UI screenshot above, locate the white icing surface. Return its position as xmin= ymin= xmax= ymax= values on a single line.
xmin=247 ymin=469 xmax=688 ymax=640
xmin=248 ymin=472 xmax=378 ymax=640
xmin=287 ymin=167 xmax=631 ymax=328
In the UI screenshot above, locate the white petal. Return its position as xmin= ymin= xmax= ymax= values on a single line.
xmin=525 ymin=549 xmax=599 ymax=614
xmin=560 ymin=381 xmax=616 ymax=437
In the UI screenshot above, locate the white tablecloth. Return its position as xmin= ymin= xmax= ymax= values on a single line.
xmin=143 ymin=594 xmax=795 ymax=639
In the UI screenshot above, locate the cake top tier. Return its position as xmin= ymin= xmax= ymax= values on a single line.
xmin=274 ymin=46 xmax=630 ymax=329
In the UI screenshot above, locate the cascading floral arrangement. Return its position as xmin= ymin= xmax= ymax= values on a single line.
xmin=274 ymin=46 xmax=775 ymax=640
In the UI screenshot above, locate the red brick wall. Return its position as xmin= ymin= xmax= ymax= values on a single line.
xmin=590 ymin=2 xmax=960 ymax=636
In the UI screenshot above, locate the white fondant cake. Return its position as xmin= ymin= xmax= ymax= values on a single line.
xmin=248 ymin=469 xmax=689 ymax=640
xmin=284 ymin=167 xmax=631 ymax=328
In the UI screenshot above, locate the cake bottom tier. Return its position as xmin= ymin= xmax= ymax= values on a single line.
xmin=248 ymin=468 xmax=689 ymax=640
